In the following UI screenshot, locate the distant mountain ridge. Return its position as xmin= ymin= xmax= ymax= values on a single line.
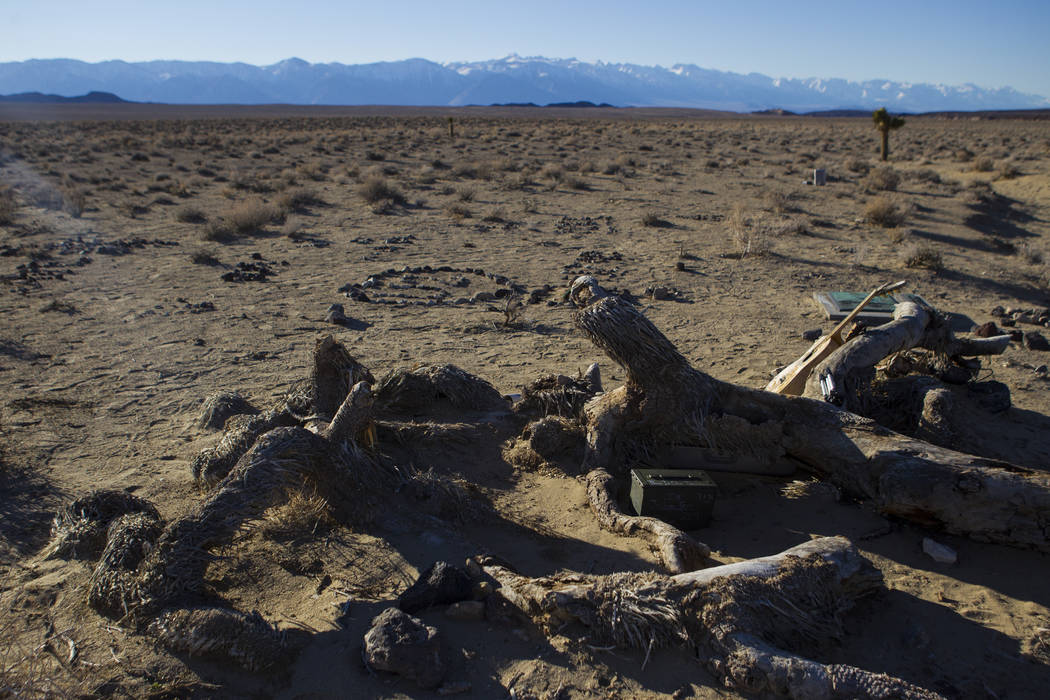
xmin=0 ymin=55 xmax=1045 ymax=112
xmin=0 ymin=90 xmax=127 ymax=103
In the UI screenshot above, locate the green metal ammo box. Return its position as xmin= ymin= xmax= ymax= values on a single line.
xmin=629 ymin=468 xmax=717 ymax=529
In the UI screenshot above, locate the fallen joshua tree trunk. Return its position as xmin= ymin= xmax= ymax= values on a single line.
xmin=478 ymin=536 xmax=944 ymax=699
xmin=569 ymin=276 xmax=1050 ymax=554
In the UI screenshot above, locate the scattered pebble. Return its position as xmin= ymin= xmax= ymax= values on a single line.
xmin=922 ymin=537 xmax=957 ymax=564
xmin=972 ymin=321 xmax=1000 ymax=338
xmin=1024 ymin=331 xmax=1049 ymax=351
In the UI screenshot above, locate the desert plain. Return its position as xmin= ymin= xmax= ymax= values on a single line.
xmin=1 ymin=104 xmax=1049 ymax=699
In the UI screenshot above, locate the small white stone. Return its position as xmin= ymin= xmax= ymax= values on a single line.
xmin=922 ymin=537 xmax=957 ymax=564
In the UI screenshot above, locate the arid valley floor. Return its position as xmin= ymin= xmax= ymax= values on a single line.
xmin=1 ymin=105 xmax=1049 ymax=699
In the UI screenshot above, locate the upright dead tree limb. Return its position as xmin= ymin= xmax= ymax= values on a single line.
xmin=570 ymin=276 xmax=1050 ymax=552
xmin=478 ymin=536 xmax=943 ymax=699
xmin=585 ymin=469 xmax=710 ymax=573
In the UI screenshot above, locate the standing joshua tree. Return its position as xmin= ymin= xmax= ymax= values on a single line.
xmin=872 ymin=107 xmax=905 ymax=161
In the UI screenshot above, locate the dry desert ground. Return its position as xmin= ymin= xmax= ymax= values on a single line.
xmin=1 ymin=105 xmax=1049 ymax=699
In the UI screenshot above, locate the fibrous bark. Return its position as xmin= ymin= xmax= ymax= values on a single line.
xmin=48 ymin=341 xmax=381 ymax=671
xmin=478 ymin=536 xmax=942 ymax=699
xmin=570 ymin=276 xmax=1050 ymax=552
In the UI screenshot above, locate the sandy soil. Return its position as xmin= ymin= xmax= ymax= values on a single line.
xmin=1 ymin=106 xmax=1049 ymax=699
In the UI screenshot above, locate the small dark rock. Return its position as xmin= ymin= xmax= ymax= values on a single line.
xmin=972 ymin=321 xmax=1000 ymax=338
xmin=648 ymin=285 xmax=671 ymax=301
xmin=801 ymin=328 xmax=822 ymax=341
xmin=1008 ymin=329 xmax=1024 ymax=342
xmin=398 ymin=561 xmax=473 ymax=614
xmin=325 ymin=303 xmax=348 ymax=325
xmin=1024 ymin=331 xmax=1050 ymax=351
xmin=363 ymin=608 xmax=445 ymax=689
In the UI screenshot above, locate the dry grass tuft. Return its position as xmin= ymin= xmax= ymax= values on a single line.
xmin=277 ymin=188 xmax=325 ymax=212
xmin=864 ymin=166 xmax=900 ymax=192
xmin=996 ymin=161 xmax=1022 ymax=180
xmin=444 ymin=202 xmax=472 ymax=219
xmin=864 ymin=197 xmax=906 ymax=228
xmin=726 ymin=204 xmax=770 ymax=258
xmin=358 ymin=177 xmax=406 ymax=214
xmin=175 ymin=204 xmax=207 ymax=223
xmin=765 ymin=189 xmax=796 ymax=214
xmin=903 ymin=243 xmax=944 ymax=271
xmin=972 ymin=156 xmax=995 ymax=172
xmin=641 ymin=211 xmax=667 ymax=227
xmin=260 ymin=488 xmax=336 ymax=541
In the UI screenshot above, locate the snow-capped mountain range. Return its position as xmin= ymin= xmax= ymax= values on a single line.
xmin=0 ymin=55 xmax=1045 ymax=113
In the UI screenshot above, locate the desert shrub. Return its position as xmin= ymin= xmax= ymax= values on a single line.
xmin=457 ymin=187 xmax=476 ymax=202
xmin=864 ymin=197 xmax=906 ymax=228
xmin=481 ymin=207 xmax=506 ymax=223
xmin=416 ymin=167 xmax=438 ymax=185
xmin=845 ymin=157 xmax=870 ymax=175
xmin=358 ymin=177 xmax=405 ymax=206
xmin=774 ymin=217 xmax=810 ymax=236
xmin=972 ymin=156 xmax=995 ymax=172
xmin=201 ymin=219 xmax=235 ymax=241
xmin=364 ymin=151 xmax=385 ymax=162
xmin=903 ymin=244 xmax=944 ymax=271
xmin=277 ymin=188 xmax=324 ymax=213
xmin=765 ymin=189 xmax=796 ymax=214
xmin=189 ymin=247 xmax=221 ymax=265
xmin=1020 ymin=243 xmax=1044 ymax=266
xmin=539 ymin=163 xmax=564 ymax=183
xmin=175 ymin=205 xmax=207 ymax=223
xmin=864 ymin=166 xmax=900 ymax=192
xmin=959 ymin=180 xmax=995 ymax=207
xmin=641 ymin=211 xmax=666 ymax=227
xmin=726 ymin=204 xmax=770 ymax=258
xmin=0 ymin=186 xmax=16 ymax=225
xmin=908 ymin=169 xmax=941 ymax=185
xmin=504 ymin=172 xmax=533 ymax=191
xmin=452 ymin=163 xmax=477 ymax=179
xmin=444 ymin=203 xmax=471 ymax=219
xmin=563 ymin=174 xmax=589 ymax=190
xmin=996 ymin=161 xmax=1021 ymax=180
xmin=226 ymin=197 xmax=280 ymax=233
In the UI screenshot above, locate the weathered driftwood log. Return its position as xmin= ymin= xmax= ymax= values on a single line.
xmin=570 ymin=276 xmax=1050 ymax=552
xmin=51 ymin=373 xmax=379 ymax=671
xmin=585 ymin=468 xmax=710 ymax=573
xmin=478 ymin=536 xmax=942 ymax=699
xmin=191 ymin=334 xmax=374 ymax=488
xmin=802 ymin=300 xmax=1011 ymax=405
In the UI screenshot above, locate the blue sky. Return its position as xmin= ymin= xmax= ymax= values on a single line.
xmin=3 ymin=0 xmax=1049 ymax=97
